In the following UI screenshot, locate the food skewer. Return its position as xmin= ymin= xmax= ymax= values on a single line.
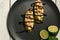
xmin=34 ymin=0 xmax=44 ymax=23
xmin=17 ymin=0 xmax=45 ymax=33
xmin=31 ymin=0 xmax=45 ymax=23
xmin=17 ymin=9 xmax=34 ymax=33
xmin=24 ymin=9 xmax=34 ymax=32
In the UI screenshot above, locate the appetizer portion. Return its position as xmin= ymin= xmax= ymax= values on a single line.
xmin=40 ymin=29 xmax=49 ymax=39
xmin=34 ymin=0 xmax=44 ymax=23
xmin=48 ymin=25 xmax=58 ymax=34
xmin=24 ymin=9 xmax=34 ymax=32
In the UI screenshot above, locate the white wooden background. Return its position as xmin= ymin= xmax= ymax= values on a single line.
xmin=0 ymin=0 xmax=60 ymax=40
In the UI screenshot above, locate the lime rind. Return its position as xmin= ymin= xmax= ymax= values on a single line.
xmin=40 ymin=30 xmax=49 ymax=39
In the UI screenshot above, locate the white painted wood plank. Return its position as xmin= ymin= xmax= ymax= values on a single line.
xmin=51 ymin=0 xmax=58 ymax=5
xmin=52 ymin=0 xmax=60 ymax=11
xmin=11 ymin=0 xmax=17 ymax=6
xmin=56 ymin=0 xmax=60 ymax=40
xmin=56 ymin=29 xmax=60 ymax=40
xmin=56 ymin=0 xmax=60 ymax=11
xmin=52 ymin=0 xmax=55 ymax=3
xmin=0 ymin=0 xmax=10 ymax=40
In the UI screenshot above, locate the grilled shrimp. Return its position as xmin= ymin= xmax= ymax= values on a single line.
xmin=25 ymin=9 xmax=34 ymax=32
xmin=34 ymin=0 xmax=44 ymax=23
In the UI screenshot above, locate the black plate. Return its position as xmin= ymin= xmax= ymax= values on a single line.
xmin=7 ymin=0 xmax=60 ymax=40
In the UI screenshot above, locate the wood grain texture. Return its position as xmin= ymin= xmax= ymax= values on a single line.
xmin=0 ymin=0 xmax=10 ymax=40
xmin=0 ymin=0 xmax=16 ymax=40
xmin=56 ymin=0 xmax=60 ymax=11
xmin=11 ymin=0 xmax=17 ymax=6
xmin=52 ymin=0 xmax=56 ymax=3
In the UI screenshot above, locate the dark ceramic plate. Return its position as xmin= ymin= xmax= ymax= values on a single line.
xmin=7 ymin=0 xmax=60 ymax=40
